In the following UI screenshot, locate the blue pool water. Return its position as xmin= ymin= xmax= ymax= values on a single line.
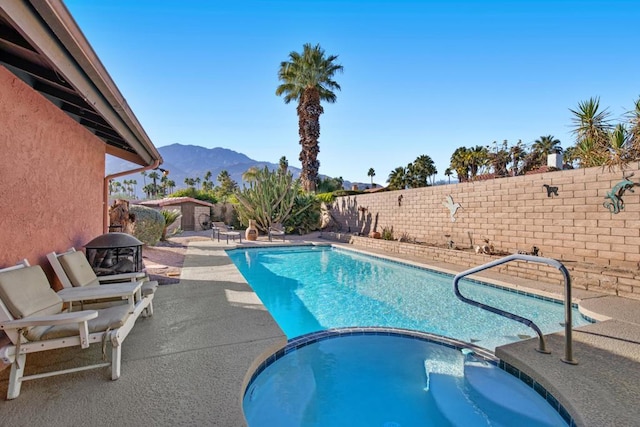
xmin=243 ymin=331 xmax=569 ymax=426
xmin=228 ymin=246 xmax=590 ymax=350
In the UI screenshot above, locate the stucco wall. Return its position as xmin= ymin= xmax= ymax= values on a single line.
xmin=0 ymin=66 xmax=104 ymax=275
xmin=331 ymin=163 xmax=640 ymax=271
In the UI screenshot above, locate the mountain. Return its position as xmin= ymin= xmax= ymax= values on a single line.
xmin=106 ymin=143 xmax=369 ymax=197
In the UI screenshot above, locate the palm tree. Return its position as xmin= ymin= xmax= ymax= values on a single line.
xmin=279 ymin=156 xmax=289 ymax=175
xmin=563 ymin=146 xmax=578 ymax=168
xmin=166 ymin=179 xmax=176 ymax=194
xmin=450 ymin=147 xmax=470 ymax=182
xmin=444 ymin=167 xmax=453 ymax=184
xmin=203 ymin=171 xmax=213 ymax=191
xmin=148 ymin=171 xmax=160 ymax=197
xmin=408 ymin=155 xmax=437 ymax=187
xmin=367 ymin=168 xmax=375 ymax=187
xmin=160 ymin=175 xmax=169 ymax=196
xmin=142 ymin=184 xmax=152 ymax=198
xmin=276 ymin=43 xmax=343 ymax=192
xmin=387 ymin=167 xmax=407 ymax=190
xmin=527 ymin=135 xmax=562 ymax=171
xmin=533 ymin=135 xmax=562 ymax=156
xmin=184 ymin=177 xmax=195 ymax=189
xmin=468 ymin=145 xmax=488 ymax=178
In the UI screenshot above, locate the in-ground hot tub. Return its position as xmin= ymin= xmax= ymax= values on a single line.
xmin=243 ymin=329 xmax=570 ymax=427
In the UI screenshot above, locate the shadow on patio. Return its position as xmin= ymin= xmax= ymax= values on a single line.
xmin=0 ymin=239 xmax=286 ymax=426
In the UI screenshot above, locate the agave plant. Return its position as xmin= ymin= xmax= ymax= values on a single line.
xmin=234 ymin=166 xmax=315 ymax=232
xmin=160 ymin=209 xmax=181 ymax=241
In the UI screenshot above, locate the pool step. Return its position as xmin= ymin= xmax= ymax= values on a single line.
xmin=426 ymin=356 xmax=567 ymax=427
xmin=463 ymin=360 xmax=566 ymax=427
xmin=428 ymin=371 xmax=492 ymax=426
xmin=425 ymin=357 xmax=492 ymax=426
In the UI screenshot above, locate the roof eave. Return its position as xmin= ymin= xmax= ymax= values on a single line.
xmin=1 ymin=0 xmax=162 ymax=166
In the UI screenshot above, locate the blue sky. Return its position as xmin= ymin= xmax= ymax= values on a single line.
xmin=65 ymin=0 xmax=640 ymax=184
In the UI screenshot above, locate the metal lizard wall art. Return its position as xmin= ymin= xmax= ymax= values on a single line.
xmin=603 ymin=173 xmax=638 ymax=214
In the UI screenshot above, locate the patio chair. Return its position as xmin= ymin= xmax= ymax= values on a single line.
xmin=211 ymin=222 xmax=242 ymax=244
xmin=47 ymin=248 xmax=157 ymax=316
xmin=268 ymin=223 xmax=286 ymax=242
xmin=0 ymin=261 xmax=148 ymax=399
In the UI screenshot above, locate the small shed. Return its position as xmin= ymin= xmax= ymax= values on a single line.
xmin=136 ymin=197 xmax=213 ymax=232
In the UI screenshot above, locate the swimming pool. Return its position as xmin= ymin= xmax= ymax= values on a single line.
xmin=243 ymin=330 xmax=570 ymax=426
xmin=227 ymin=245 xmax=590 ymax=350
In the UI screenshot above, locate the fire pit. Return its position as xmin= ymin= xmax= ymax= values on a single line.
xmin=84 ymin=232 xmax=143 ymax=276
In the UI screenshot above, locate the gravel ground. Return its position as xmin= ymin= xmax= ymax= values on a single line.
xmin=142 ymin=232 xmax=211 ymax=285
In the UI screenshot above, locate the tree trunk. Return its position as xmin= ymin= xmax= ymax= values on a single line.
xmin=297 ymin=88 xmax=323 ymax=192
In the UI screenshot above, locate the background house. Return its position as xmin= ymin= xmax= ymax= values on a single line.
xmin=137 ymin=197 xmax=214 ymax=232
xmin=0 ymin=2 xmax=162 ymax=276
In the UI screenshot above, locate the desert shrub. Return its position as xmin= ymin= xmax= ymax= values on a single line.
xmin=316 ymin=192 xmax=335 ymax=203
xmin=287 ymin=193 xmax=321 ymax=234
xmin=381 ymin=225 xmax=394 ymax=240
xmin=169 ymin=188 xmax=217 ymax=204
xmin=129 ymin=205 xmax=165 ymax=245
xmin=398 ymin=232 xmax=413 ymax=243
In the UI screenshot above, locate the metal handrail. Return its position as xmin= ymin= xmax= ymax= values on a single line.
xmin=453 ymin=254 xmax=577 ymax=364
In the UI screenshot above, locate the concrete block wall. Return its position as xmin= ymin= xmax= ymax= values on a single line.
xmin=331 ymin=164 xmax=640 ymax=296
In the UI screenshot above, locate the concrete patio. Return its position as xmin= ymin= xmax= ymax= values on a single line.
xmin=1 ymin=233 xmax=639 ymax=426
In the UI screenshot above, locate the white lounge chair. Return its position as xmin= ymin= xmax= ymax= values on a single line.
xmin=268 ymin=223 xmax=285 ymax=242
xmin=47 ymin=248 xmax=157 ymax=316
xmin=0 ymin=261 xmax=149 ymax=399
xmin=211 ymin=222 xmax=242 ymax=244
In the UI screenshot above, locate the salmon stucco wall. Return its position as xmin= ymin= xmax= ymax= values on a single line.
xmin=0 ymin=66 xmax=105 ymax=273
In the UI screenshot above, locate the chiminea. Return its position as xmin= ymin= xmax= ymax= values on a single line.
xmin=84 ymin=232 xmax=143 ymax=276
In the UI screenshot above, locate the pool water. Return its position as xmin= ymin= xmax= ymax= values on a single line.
xmin=228 ymin=246 xmax=590 ymax=350
xmin=243 ymin=332 xmax=568 ymax=426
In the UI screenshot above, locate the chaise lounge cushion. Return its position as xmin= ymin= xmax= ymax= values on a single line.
xmin=0 ymin=265 xmax=62 ymax=319
xmin=59 ymin=250 xmax=157 ymax=296
xmin=36 ymin=304 xmax=132 ymax=341
xmin=58 ymin=251 xmax=100 ymax=288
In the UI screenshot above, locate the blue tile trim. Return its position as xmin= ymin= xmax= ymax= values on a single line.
xmin=499 ymin=359 xmax=575 ymax=426
xmin=331 ymin=246 xmax=593 ymax=322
